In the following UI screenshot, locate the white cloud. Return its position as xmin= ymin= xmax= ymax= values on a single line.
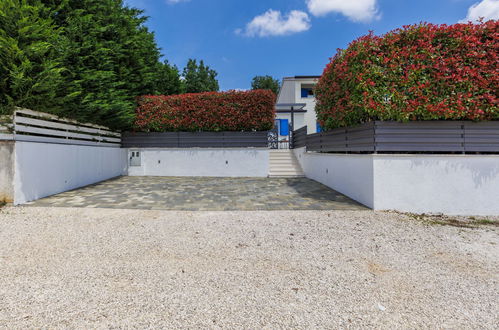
xmin=306 ymin=0 xmax=379 ymax=22
xmin=237 ymin=9 xmax=311 ymax=37
xmin=461 ymin=0 xmax=499 ymax=22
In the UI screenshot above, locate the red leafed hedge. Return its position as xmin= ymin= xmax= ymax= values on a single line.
xmin=134 ymin=90 xmax=276 ymax=132
xmin=315 ymin=21 xmax=499 ymax=130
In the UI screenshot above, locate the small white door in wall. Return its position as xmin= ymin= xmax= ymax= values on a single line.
xmin=129 ymin=150 xmax=141 ymax=167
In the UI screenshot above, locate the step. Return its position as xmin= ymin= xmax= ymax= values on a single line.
xmin=269 ymin=171 xmax=304 ymax=175
xmin=270 ymin=163 xmax=303 ymax=169
xmin=268 ymin=150 xmax=304 ymax=177
xmin=269 ymin=160 xmax=300 ymax=165
xmin=269 ymin=174 xmax=305 ymax=178
xmin=270 ymin=153 xmax=294 ymax=157
xmin=269 ymin=168 xmax=305 ymax=174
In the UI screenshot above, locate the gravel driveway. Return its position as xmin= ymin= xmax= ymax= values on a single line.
xmin=0 ymin=206 xmax=498 ymax=328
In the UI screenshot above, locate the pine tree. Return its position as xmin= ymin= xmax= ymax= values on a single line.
xmin=251 ymin=75 xmax=280 ymax=95
xmin=155 ymin=60 xmax=182 ymax=95
xmin=182 ymin=59 xmax=219 ymax=93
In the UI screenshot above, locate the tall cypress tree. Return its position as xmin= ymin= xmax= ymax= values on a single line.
xmin=1 ymin=0 xmax=201 ymax=128
xmin=44 ymin=0 xmax=162 ymax=129
xmin=0 ymin=0 xmax=64 ymax=116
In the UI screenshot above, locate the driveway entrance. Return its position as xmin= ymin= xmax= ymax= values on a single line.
xmin=27 ymin=176 xmax=366 ymax=211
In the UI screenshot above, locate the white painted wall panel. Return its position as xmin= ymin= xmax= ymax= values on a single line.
xmin=295 ymin=148 xmax=499 ymax=215
xmin=294 ymin=148 xmax=374 ymax=208
xmin=14 ymin=142 xmax=127 ymax=204
xmin=127 ymin=148 xmax=269 ymax=177
xmin=373 ymin=155 xmax=499 ymax=215
xmin=0 ymin=142 xmax=14 ymax=203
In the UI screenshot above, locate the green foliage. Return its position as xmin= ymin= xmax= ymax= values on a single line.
xmin=315 ymin=22 xmax=499 ymax=130
xmin=46 ymin=0 xmax=162 ymax=129
xmin=182 ymin=59 xmax=219 ymax=93
xmin=0 ymin=0 xmax=220 ymax=129
xmin=135 ymin=90 xmax=276 ymax=132
xmin=0 ymin=0 xmax=65 ymax=116
xmin=155 ymin=60 xmax=182 ymax=95
xmin=251 ymin=75 xmax=280 ymax=95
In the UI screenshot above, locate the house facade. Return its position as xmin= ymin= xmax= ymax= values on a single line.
xmin=275 ymin=76 xmax=321 ymax=141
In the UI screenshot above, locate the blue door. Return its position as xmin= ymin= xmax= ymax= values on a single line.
xmin=279 ymin=119 xmax=289 ymax=136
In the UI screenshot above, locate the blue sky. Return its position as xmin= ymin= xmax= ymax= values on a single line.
xmin=125 ymin=0 xmax=499 ymax=91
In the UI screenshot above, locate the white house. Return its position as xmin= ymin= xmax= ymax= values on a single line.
xmin=275 ymin=76 xmax=321 ymax=142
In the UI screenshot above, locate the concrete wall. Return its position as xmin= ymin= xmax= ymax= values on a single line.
xmin=127 ymin=148 xmax=269 ymax=177
xmin=373 ymin=155 xmax=499 ymax=215
xmin=294 ymin=148 xmax=374 ymax=208
xmin=0 ymin=141 xmax=15 ymax=203
xmin=294 ymin=148 xmax=499 ymax=215
xmin=14 ymin=142 xmax=127 ymax=205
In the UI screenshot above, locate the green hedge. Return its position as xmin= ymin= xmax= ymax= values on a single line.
xmin=134 ymin=90 xmax=276 ymax=132
xmin=315 ymin=21 xmax=499 ymax=130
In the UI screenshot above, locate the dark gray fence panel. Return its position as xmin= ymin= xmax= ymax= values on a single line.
xmin=302 ymin=121 xmax=498 ymax=153
xmin=375 ymin=121 xmax=464 ymax=152
xmin=223 ymin=131 xmax=268 ymax=147
xmin=464 ymin=122 xmax=499 ymax=152
xmin=292 ymin=126 xmax=307 ymax=148
xmin=178 ymin=132 xmax=224 ymax=148
xmin=122 ymin=132 xmax=178 ymax=148
xmin=306 ymin=133 xmax=323 ymax=151
xmin=321 ymin=129 xmax=348 ymax=152
xmin=346 ymin=122 xmax=375 ymax=152
xmin=122 ymin=131 xmax=268 ymax=148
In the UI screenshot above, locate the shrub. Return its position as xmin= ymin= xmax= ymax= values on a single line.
xmin=315 ymin=21 xmax=499 ymax=130
xmin=134 ymin=90 xmax=276 ymax=132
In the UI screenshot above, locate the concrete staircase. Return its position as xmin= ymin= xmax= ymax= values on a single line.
xmin=269 ymin=150 xmax=305 ymax=177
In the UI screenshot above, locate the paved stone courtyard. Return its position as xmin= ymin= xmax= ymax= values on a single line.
xmin=28 ymin=176 xmax=366 ymax=211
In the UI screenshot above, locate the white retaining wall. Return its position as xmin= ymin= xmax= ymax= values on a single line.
xmin=294 ymin=148 xmax=374 ymax=207
xmin=0 ymin=142 xmax=15 ymax=203
xmin=14 ymin=142 xmax=127 ymax=205
xmin=127 ymin=148 xmax=269 ymax=177
xmin=294 ymin=147 xmax=499 ymax=215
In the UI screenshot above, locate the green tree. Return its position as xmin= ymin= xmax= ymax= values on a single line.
xmin=182 ymin=59 xmax=219 ymax=93
xmin=39 ymin=0 xmax=162 ymax=129
xmin=155 ymin=60 xmax=182 ymax=95
xmin=251 ymin=75 xmax=280 ymax=95
xmin=0 ymin=0 xmax=65 ymax=116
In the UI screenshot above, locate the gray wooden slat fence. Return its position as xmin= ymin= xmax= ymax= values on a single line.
xmin=293 ymin=121 xmax=499 ymax=153
xmin=292 ymin=126 xmax=307 ymax=148
xmin=122 ymin=131 xmax=268 ymax=148
xmin=0 ymin=108 xmax=121 ymax=147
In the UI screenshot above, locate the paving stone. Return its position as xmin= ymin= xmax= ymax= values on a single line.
xmin=27 ymin=176 xmax=367 ymax=211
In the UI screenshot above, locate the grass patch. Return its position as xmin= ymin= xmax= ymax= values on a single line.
xmin=398 ymin=212 xmax=498 ymax=228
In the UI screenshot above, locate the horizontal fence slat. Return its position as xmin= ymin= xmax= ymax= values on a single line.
xmin=464 ymin=122 xmax=499 ymax=152
xmin=0 ymin=133 xmax=14 ymax=140
xmin=15 ymin=124 xmax=120 ymax=143
xmin=122 ymin=131 xmax=268 ymax=148
xmin=15 ymin=116 xmax=119 ymax=137
xmin=300 ymin=121 xmax=499 ymax=154
xmin=292 ymin=126 xmax=308 ymax=148
xmin=374 ymin=121 xmax=464 ymax=152
xmin=14 ymin=134 xmax=120 ymax=147
xmin=15 ymin=108 xmax=115 ymax=132
xmin=10 ymin=109 xmax=121 ymax=146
